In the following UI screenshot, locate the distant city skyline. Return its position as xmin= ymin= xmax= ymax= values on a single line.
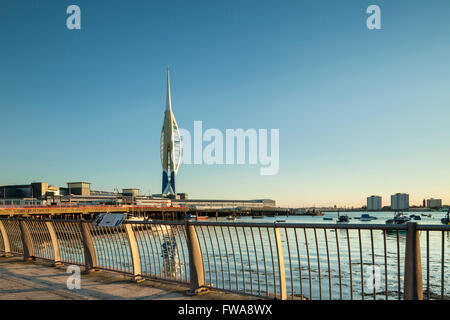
xmin=1 ymin=1 xmax=450 ymax=207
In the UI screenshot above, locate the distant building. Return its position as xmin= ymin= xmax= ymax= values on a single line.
xmin=172 ymin=198 xmax=276 ymax=210
xmin=391 ymin=193 xmax=409 ymax=210
xmin=426 ymin=198 xmax=442 ymax=209
xmin=67 ymin=182 xmax=91 ymax=196
xmin=367 ymin=196 xmax=382 ymax=211
xmin=122 ymin=188 xmax=140 ymax=197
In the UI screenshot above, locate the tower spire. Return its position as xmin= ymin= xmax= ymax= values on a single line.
xmin=165 ymin=66 xmax=172 ymax=111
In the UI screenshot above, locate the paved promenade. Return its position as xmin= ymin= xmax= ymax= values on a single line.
xmin=0 ymin=256 xmax=249 ymax=300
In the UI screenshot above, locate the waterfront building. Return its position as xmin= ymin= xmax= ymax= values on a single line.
xmin=122 ymin=188 xmax=140 ymax=197
xmin=367 ymin=195 xmax=382 ymax=211
xmin=391 ymin=193 xmax=409 ymax=210
xmin=67 ymin=182 xmax=91 ymax=196
xmin=0 ymin=181 xmax=275 ymax=209
xmin=172 ymin=198 xmax=276 ymax=210
xmin=426 ymin=198 xmax=442 ymax=209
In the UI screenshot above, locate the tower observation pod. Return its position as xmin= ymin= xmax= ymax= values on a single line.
xmin=160 ymin=67 xmax=181 ymax=195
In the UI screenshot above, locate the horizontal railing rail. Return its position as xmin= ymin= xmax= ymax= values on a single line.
xmin=0 ymin=217 xmax=448 ymax=300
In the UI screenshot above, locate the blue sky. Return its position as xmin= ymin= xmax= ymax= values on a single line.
xmin=1 ymin=0 xmax=449 ymax=207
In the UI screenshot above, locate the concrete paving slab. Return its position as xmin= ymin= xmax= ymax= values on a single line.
xmin=0 ymin=256 xmax=253 ymax=300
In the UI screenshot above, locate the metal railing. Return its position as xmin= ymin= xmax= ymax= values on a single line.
xmin=0 ymin=217 xmax=448 ymax=300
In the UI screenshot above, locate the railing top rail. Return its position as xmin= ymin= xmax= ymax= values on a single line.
xmin=0 ymin=218 xmax=186 ymax=226
xmin=189 ymin=221 xmax=450 ymax=231
xmin=1 ymin=217 xmax=449 ymax=231
xmin=416 ymin=224 xmax=450 ymax=231
xmin=186 ymin=221 xmax=412 ymax=230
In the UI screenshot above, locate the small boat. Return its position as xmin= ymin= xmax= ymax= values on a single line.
xmin=360 ymin=214 xmax=375 ymax=222
xmin=126 ymin=216 xmax=151 ymax=222
xmin=337 ymin=212 xmax=349 ymax=223
xmin=337 ymin=216 xmax=349 ymax=223
xmin=304 ymin=208 xmax=325 ymax=216
xmin=275 ymin=220 xmax=286 ymax=223
xmin=196 ymin=216 xmax=209 ymax=220
xmin=386 ymin=212 xmax=410 ymax=225
xmin=441 ymin=210 xmax=450 ymax=225
xmin=410 ymin=215 xmax=421 ymax=221
xmin=227 ymin=216 xmax=237 ymax=221
xmin=127 ymin=217 xmax=152 ymax=230
xmin=323 ymin=217 xmax=333 ymax=221
xmin=252 ymin=216 xmax=264 ymax=219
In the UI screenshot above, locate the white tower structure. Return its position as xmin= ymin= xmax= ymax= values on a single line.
xmin=160 ymin=67 xmax=181 ymax=195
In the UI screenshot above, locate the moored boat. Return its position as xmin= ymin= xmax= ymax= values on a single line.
xmin=386 ymin=212 xmax=410 ymax=225
xmin=441 ymin=210 xmax=450 ymax=225
xmin=360 ymin=213 xmax=376 ymax=222
xmin=337 ymin=212 xmax=349 ymax=223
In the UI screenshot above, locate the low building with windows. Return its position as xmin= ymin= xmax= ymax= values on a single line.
xmin=426 ymin=198 xmax=442 ymax=209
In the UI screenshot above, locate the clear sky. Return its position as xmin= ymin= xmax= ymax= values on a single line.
xmin=1 ymin=0 xmax=449 ymax=207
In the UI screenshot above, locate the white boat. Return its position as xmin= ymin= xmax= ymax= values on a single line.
xmin=126 ymin=216 xmax=151 ymax=222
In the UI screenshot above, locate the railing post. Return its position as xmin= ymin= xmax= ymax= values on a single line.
xmin=19 ymin=219 xmax=35 ymax=261
xmin=45 ymin=221 xmax=62 ymax=266
xmin=404 ymin=222 xmax=423 ymax=300
xmin=124 ymin=223 xmax=144 ymax=283
xmin=185 ymin=218 xmax=207 ymax=295
xmin=274 ymin=225 xmax=287 ymax=300
xmin=0 ymin=220 xmax=12 ymax=257
xmin=79 ymin=221 xmax=98 ymax=273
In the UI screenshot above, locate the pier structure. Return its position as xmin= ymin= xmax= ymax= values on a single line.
xmin=0 ymin=205 xmax=290 ymax=220
xmin=0 ymin=205 xmax=188 ymax=220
